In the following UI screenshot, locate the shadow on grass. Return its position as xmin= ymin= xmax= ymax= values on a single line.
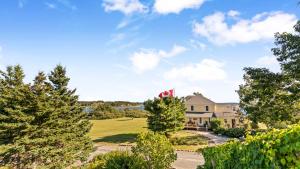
xmin=93 ymin=133 xmax=138 ymax=144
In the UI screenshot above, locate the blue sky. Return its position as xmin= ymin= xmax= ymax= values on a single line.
xmin=0 ymin=0 xmax=299 ymax=102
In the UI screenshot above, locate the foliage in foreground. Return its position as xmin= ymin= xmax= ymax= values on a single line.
xmin=84 ymin=151 xmax=146 ymax=169
xmin=144 ymin=97 xmax=186 ymax=135
xmin=85 ymin=132 xmax=177 ymax=169
xmin=199 ymin=124 xmax=300 ymax=169
xmin=132 ymin=132 xmax=177 ymax=169
xmin=0 ymin=65 xmax=93 ymax=168
xmin=238 ymin=21 xmax=300 ymax=128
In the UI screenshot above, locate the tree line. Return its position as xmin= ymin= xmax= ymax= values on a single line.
xmin=86 ymin=102 xmax=148 ymax=119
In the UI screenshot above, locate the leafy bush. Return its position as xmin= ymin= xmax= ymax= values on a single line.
xmin=84 ymin=151 xmax=146 ymax=169
xmin=132 ymin=132 xmax=177 ymax=169
xmin=199 ymin=124 xmax=300 ymax=169
xmin=210 ymin=118 xmax=222 ymax=131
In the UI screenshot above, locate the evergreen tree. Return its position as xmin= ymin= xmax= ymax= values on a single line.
xmin=0 ymin=65 xmax=35 ymax=167
xmin=144 ymin=97 xmax=186 ymax=136
xmin=0 ymin=65 xmax=93 ymax=168
xmin=42 ymin=65 xmax=93 ymax=168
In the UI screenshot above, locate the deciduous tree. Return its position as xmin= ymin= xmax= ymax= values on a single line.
xmin=238 ymin=21 xmax=300 ymax=128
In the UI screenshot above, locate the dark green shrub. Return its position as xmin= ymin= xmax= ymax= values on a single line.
xmin=199 ymin=124 xmax=300 ymax=169
xmin=214 ymin=128 xmax=226 ymax=135
xmin=213 ymin=127 xmax=245 ymax=138
xmin=224 ymin=128 xmax=245 ymax=138
xmin=84 ymin=151 xmax=146 ymax=169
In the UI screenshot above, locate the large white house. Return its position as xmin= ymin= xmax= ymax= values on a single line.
xmin=185 ymin=93 xmax=240 ymax=129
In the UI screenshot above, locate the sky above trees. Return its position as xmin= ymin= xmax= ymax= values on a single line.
xmin=0 ymin=0 xmax=299 ymax=102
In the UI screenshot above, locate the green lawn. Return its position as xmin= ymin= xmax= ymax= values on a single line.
xmin=89 ymin=118 xmax=148 ymax=145
xmin=89 ymin=118 xmax=209 ymax=151
xmin=170 ymin=131 xmax=210 ymax=151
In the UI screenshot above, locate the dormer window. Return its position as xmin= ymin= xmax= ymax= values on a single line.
xmin=191 ymin=105 xmax=194 ymax=111
xmin=206 ymin=106 xmax=209 ymax=111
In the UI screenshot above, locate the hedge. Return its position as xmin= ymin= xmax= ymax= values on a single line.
xmin=199 ymin=124 xmax=300 ymax=169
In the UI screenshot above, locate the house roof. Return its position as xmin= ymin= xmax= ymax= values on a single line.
xmin=216 ymin=103 xmax=239 ymax=105
xmin=185 ymin=93 xmax=215 ymax=103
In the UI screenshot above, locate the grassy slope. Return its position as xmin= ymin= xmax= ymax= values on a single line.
xmin=89 ymin=118 xmax=209 ymax=151
xmin=89 ymin=118 xmax=147 ymax=145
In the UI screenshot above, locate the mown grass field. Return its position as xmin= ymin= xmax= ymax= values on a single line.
xmin=89 ymin=118 xmax=148 ymax=145
xmin=89 ymin=118 xmax=209 ymax=151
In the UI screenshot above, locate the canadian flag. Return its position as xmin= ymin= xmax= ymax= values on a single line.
xmin=159 ymin=89 xmax=175 ymax=98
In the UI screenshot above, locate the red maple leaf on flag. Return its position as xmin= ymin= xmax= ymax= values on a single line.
xmin=158 ymin=89 xmax=175 ymax=98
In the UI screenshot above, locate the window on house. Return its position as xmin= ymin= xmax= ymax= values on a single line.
xmin=200 ymin=118 xmax=202 ymax=124
xmin=233 ymin=107 xmax=236 ymax=111
xmin=191 ymin=105 xmax=194 ymax=111
xmin=224 ymin=119 xmax=227 ymax=123
xmin=209 ymin=118 xmax=211 ymax=122
xmin=206 ymin=106 xmax=209 ymax=111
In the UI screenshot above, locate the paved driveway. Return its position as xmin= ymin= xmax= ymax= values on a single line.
xmin=172 ymin=151 xmax=204 ymax=169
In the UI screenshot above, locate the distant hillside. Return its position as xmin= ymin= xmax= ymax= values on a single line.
xmin=78 ymin=101 xmax=143 ymax=107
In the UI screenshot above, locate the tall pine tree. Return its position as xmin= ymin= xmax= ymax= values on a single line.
xmin=45 ymin=65 xmax=93 ymax=168
xmin=0 ymin=65 xmax=93 ymax=168
xmin=0 ymin=65 xmax=35 ymax=167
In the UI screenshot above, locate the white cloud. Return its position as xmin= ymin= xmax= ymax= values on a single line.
xmin=227 ymin=10 xmax=240 ymax=17
xmin=130 ymin=45 xmax=187 ymax=73
xmin=158 ymin=45 xmax=187 ymax=58
xmin=103 ymin=0 xmax=148 ymax=15
xmin=193 ymin=11 xmax=298 ymax=45
xmin=257 ymin=56 xmax=278 ymax=66
xmin=130 ymin=49 xmax=161 ymax=73
xmin=154 ymin=0 xmax=205 ymax=14
xmin=164 ymin=59 xmax=227 ymax=81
